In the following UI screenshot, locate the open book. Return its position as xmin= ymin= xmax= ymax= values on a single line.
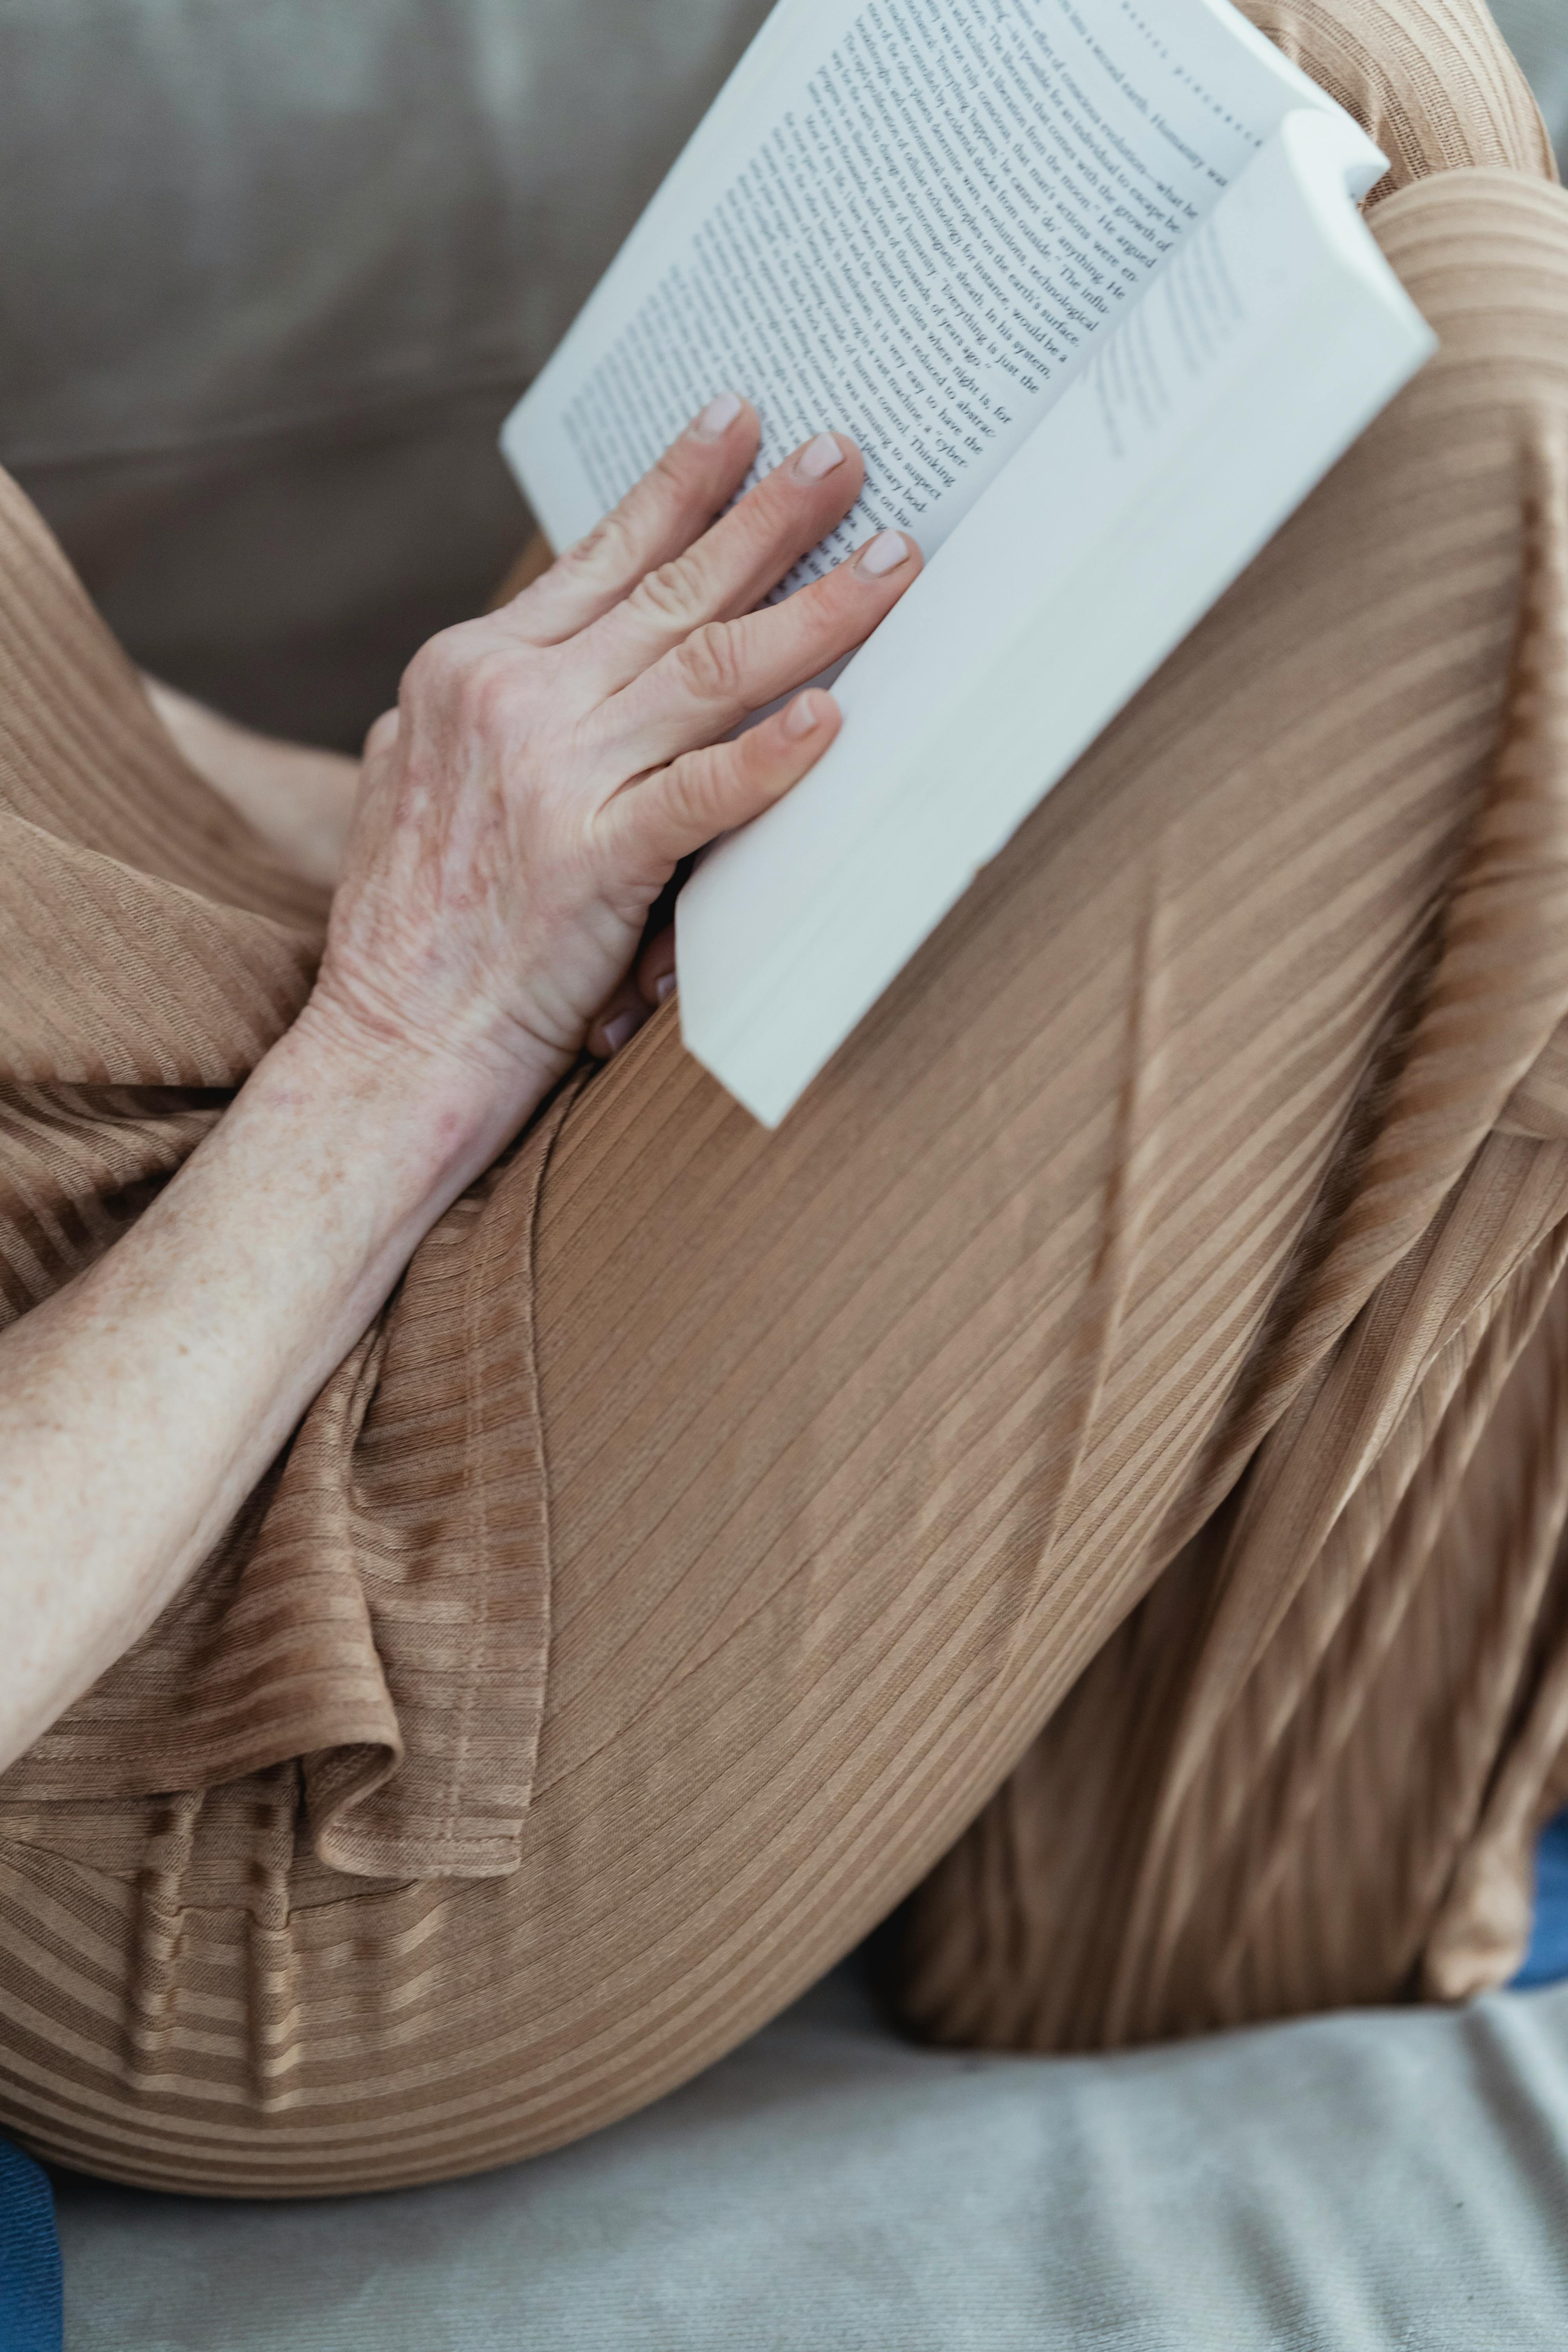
xmin=503 ymin=0 xmax=1436 ymax=1126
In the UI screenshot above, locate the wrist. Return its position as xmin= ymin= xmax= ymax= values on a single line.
xmin=181 ymin=1013 xmax=540 ymax=1392
xmin=264 ymin=998 xmax=567 ymax=1225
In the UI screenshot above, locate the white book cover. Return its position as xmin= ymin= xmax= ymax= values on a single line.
xmin=503 ymin=0 xmax=1436 ymax=1125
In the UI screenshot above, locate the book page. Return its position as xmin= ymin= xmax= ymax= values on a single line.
xmin=674 ymin=112 xmax=1434 ymax=1123
xmin=504 ymin=0 xmax=1344 ymax=580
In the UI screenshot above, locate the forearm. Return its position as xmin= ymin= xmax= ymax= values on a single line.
xmin=0 ymin=1014 xmax=560 ymax=1773
xmin=0 ymin=404 xmax=909 ymax=1777
xmin=142 ymin=674 xmax=360 ymax=890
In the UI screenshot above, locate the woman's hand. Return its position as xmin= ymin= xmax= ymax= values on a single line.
xmin=0 ymin=401 xmax=920 ymax=1773
xmin=586 ymin=921 xmax=679 ymax=1060
xmin=302 ymin=394 xmax=920 ymax=1167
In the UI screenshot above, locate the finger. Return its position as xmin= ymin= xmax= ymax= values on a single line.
xmin=636 ymin=925 xmax=677 ymax=1009
xmin=571 ymin=432 xmax=865 ymax=700
xmin=363 ymin=707 xmax=400 ymax=760
xmin=603 ymin=688 xmax=842 ymax=875
xmin=601 ymin=530 xmax=920 ymax=773
xmin=502 ymin=396 xmax=760 ymax=647
xmin=585 ymin=975 xmax=654 ymax=1060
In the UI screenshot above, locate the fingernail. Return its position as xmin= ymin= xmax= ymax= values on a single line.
xmin=692 ymin=391 xmax=743 ymax=441
xmin=794 ymin=432 xmax=847 ymax=481
xmin=603 ymin=1010 xmax=639 ymax=1053
xmin=858 ymin=530 xmax=911 ymax=577
xmin=782 ymin=693 xmax=821 ymax=740
xmin=655 ymin=972 xmax=677 ymax=1004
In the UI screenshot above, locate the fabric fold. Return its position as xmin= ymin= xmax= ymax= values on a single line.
xmin=0 ymin=464 xmax=567 ymax=1882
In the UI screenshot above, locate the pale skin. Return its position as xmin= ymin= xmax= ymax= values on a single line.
xmin=0 ymin=399 xmax=922 ymax=1777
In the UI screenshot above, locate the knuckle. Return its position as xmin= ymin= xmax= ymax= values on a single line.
xmin=563 ymin=502 xmax=640 ymax=580
xmin=628 ymin=556 xmax=706 ymax=631
xmin=400 ymin=625 xmax=469 ymax=705
xmin=461 ymin=654 xmax=521 ymax=740
xmin=401 ymin=626 xmax=534 ymax=744
xmin=674 ymin=621 xmax=746 ymax=704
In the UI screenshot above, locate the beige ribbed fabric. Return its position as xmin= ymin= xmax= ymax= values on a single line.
xmin=0 ymin=0 xmax=1565 ymax=2198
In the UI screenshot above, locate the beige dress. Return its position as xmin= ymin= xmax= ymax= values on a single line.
xmin=1 ymin=0 xmax=1566 ymax=2199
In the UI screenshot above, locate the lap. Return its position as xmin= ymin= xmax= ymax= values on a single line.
xmin=0 ymin=57 xmax=1566 ymax=2193
xmin=1235 ymin=0 xmax=1557 ymax=189
xmin=527 ymin=160 xmax=1568 ymax=2050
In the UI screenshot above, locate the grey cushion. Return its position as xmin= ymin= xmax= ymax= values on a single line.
xmin=1497 ymin=0 xmax=1568 ymax=166
xmin=55 ymin=1965 xmax=1568 ymax=2350
xmin=0 ymin=0 xmax=773 ymax=743
xmin=0 ymin=0 xmax=1560 ymax=748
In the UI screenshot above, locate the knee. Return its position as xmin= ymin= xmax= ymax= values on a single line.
xmin=1372 ymin=171 xmax=1568 ymax=415
xmin=1234 ymin=0 xmax=1557 ymax=190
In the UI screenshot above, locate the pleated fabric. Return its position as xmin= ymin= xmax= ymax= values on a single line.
xmin=1 ymin=0 xmax=1567 ymax=2198
xmin=0 ymin=474 xmax=573 ymax=1882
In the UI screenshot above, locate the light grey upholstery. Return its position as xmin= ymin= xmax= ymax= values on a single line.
xmin=56 ymin=1967 xmax=1568 ymax=2350
xmin=0 ymin=0 xmax=773 ymax=742
xmin=1500 ymin=0 xmax=1568 ymax=162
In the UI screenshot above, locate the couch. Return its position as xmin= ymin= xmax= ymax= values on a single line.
xmin=2 ymin=4 xmax=1566 ymax=2345
xmin=52 ymin=1964 xmax=1568 ymax=2350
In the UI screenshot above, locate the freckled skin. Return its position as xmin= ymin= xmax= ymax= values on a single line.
xmin=0 ymin=408 xmax=922 ymax=1773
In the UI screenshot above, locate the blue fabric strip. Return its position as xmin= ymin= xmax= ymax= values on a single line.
xmin=0 ymin=2138 xmax=62 ymax=2352
xmin=1513 ymin=1809 xmax=1568 ymax=1990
